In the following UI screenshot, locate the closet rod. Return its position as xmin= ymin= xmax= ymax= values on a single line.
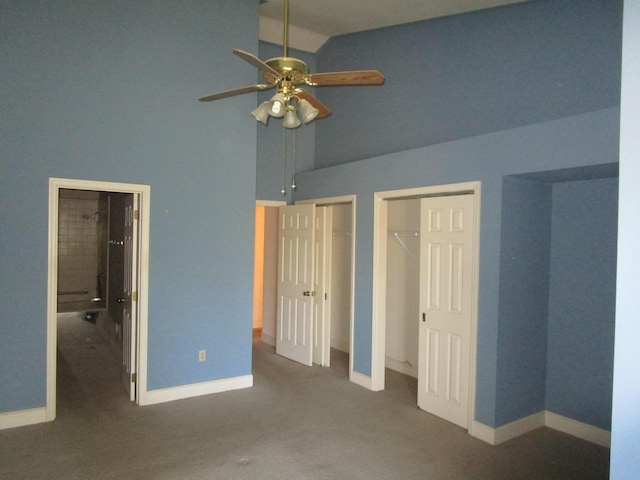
xmin=387 ymin=231 xmax=419 ymax=237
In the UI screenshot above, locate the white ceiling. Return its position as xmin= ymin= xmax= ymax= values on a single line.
xmin=259 ymin=0 xmax=527 ymax=52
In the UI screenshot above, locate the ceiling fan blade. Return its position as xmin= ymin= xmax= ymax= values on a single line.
xmin=305 ymin=70 xmax=385 ymax=87
xmin=232 ymin=49 xmax=282 ymax=80
xmin=198 ymin=84 xmax=273 ymax=102
xmin=295 ymin=89 xmax=332 ymax=119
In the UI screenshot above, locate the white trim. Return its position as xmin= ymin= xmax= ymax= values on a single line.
xmin=297 ymin=195 xmax=357 ymax=384
xmin=371 ymin=194 xmax=388 ymax=391
xmin=545 ymin=411 xmax=611 ymax=448
xmin=261 ymin=332 xmax=276 ymax=347
xmin=47 ymin=178 xmax=151 ymax=420
xmin=470 ymin=412 xmax=611 ymax=447
xmin=0 ymin=408 xmax=47 ymax=430
xmin=349 ymin=370 xmax=372 ymax=390
xmin=494 ymin=412 xmax=546 ymax=445
xmin=385 ymin=357 xmax=418 ymax=379
xmin=140 ymin=375 xmax=253 ymax=406
xmin=371 ymin=182 xmax=481 ymax=418
xmin=469 ymin=420 xmax=499 ymax=445
xmin=256 ymin=200 xmax=287 ymax=207
xmin=330 ymin=339 xmax=350 ymax=354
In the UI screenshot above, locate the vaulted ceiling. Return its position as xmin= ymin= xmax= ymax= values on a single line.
xmin=259 ymin=0 xmax=527 ymax=52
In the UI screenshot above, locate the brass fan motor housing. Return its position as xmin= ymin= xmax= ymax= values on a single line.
xmin=264 ymin=57 xmax=309 ymax=85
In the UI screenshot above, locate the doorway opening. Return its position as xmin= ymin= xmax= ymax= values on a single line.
xmin=46 ymin=178 xmax=150 ymax=421
xmin=253 ymin=201 xmax=286 ymax=346
xmin=253 ymin=196 xmax=355 ymax=379
xmin=371 ymin=182 xmax=481 ymax=430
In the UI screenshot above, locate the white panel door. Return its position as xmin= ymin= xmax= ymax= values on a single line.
xmin=418 ymin=194 xmax=474 ymax=428
xmin=276 ymin=204 xmax=315 ymax=366
xmin=121 ymin=194 xmax=139 ymax=401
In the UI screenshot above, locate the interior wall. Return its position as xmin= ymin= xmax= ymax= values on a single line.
xmin=253 ymin=206 xmax=265 ymax=330
xmin=1 ymin=0 xmax=258 ymax=413
xmin=546 ymin=177 xmax=618 ymax=430
xmin=496 ymin=176 xmax=552 ymax=425
xmin=385 ymin=199 xmax=420 ymax=378
xmin=294 ymin=0 xmax=622 ymax=430
xmin=260 ymin=206 xmax=279 ymax=346
xmin=497 ymin=172 xmax=618 ymax=430
xmin=329 ymin=204 xmax=352 ymax=353
xmin=295 ymin=107 xmax=620 ymax=428
xmin=314 ymin=0 xmax=622 ymax=168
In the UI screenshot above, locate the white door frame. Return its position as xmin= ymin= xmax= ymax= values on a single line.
xmin=297 ymin=195 xmax=356 ymax=380
xmin=371 ymin=182 xmax=481 ymax=429
xmin=46 ymin=178 xmax=151 ymax=420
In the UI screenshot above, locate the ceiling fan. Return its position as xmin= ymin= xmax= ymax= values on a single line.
xmin=198 ymin=0 xmax=385 ymax=128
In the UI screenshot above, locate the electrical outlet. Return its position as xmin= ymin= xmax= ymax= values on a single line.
xmin=198 ymin=349 xmax=206 ymax=362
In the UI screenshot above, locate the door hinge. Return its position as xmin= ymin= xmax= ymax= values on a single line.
xmin=131 ymin=373 xmax=137 ymax=383
xmin=325 ymin=293 xmax=328 ymax=300
xmin=132 ymin=291 xmax=138 ymax=302
xmin=134 ymin=209 xmax=139 ymax=221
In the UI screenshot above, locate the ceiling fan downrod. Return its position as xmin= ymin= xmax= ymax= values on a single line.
xmin=283 ymin=0 xmax=290 ymax=58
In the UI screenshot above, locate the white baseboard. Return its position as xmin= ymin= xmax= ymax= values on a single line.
xmin=0 ymin=407 xmax=48 ymax=430
xmin=330 ymin=339 xmax=350 ymax=353
xmin=140 ymin=374 xmax=253 ymax=406
xmin=545 ymin=411 xmax=611 ymax=448
xmin=261 ymin=332 xmax=276 ymax=347
xmin=385 ymin=357 xmax=418 ymax=379
xmin=496 ymin=411 xmax=546 ymax=445
xmin=350 ymin=370 xmax=373 ymax=390
xmin=469 ymin=420 xmax=499 ymax=445
xmin=470 ymin=410 xmax=610 ymax=447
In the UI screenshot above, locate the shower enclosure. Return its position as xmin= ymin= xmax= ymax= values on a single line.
xmin=57 ymin=189 xmax=109 ymax=314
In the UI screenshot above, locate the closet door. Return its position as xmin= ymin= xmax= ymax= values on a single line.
xmin=417 ymin=194 xmax=474 ymax=428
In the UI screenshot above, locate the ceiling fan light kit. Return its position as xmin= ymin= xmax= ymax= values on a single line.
xmin=198 ymin=0 xmax=385 ymax=129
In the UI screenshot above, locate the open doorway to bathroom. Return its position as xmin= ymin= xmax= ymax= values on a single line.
xmin=56 ymin=189 xmax=131 ymax=411
xmin=47 ymin=178 xmax=150 ymax=421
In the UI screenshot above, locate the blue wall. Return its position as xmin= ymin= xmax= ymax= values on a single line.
xmin=295 ymin=109 xmax=620 ymax=427
xmin=0 ymin=0 xmax=259 ymax=411
xmin=496 ymin=173 xmax=618 ymax=429
xmin=292 ymin=0 xmax=623 ymax=429
xmin=496 ymin=176 xmax=552 ymax=425
xmin=314 ymin=0 xmax=622 ymax=168
xmin=546 ymin=177 xmax=618 ymax=430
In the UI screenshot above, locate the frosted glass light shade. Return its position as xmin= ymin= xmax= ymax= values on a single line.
xmin=268 ymin=93 xmax=287 ymax=118
xmin=298 ymin=99 xmax=319 ymax=124
xmin=251 ymin=102 xmax=270 ymax=125
xmin=283 ymin=109 xmax=301 ymax=129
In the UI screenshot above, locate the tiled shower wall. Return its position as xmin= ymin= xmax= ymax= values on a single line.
xmin=57 ymin=190 xmax=108 ymax=312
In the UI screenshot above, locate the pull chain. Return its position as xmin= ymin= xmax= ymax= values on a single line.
xmin=291 ymin=128 xmax=297 ymax=191
xmin=281 ymin=127 xmax=287 ymax=196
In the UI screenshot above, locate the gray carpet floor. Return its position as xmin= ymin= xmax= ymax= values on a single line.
xmin=0 ymin=316 xmax=610 ymax=479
